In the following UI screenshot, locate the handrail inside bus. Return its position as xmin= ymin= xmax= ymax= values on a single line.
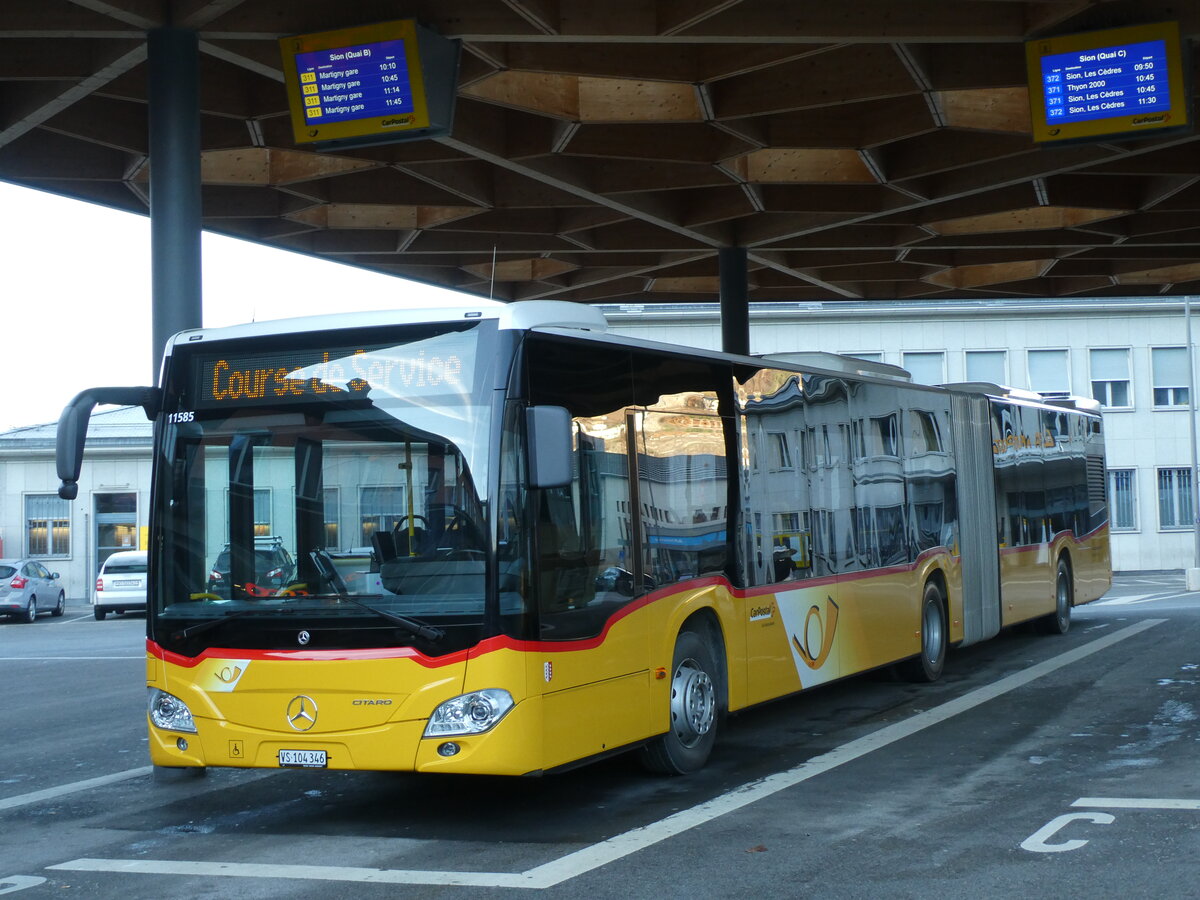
xmin=56 ymin=386 xmax=161 ymax=500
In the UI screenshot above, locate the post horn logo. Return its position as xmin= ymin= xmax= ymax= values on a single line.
xmin=792 ymin=596 xmax=840 ymax=670
xmin=287 ymin=695 xmax=318 ymax=732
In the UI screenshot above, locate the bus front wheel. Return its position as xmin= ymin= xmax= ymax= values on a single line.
xmin=640 ymin=630 xmax=720 ymax=775
xmin=900 ymin=580 xmax=947 ymax=683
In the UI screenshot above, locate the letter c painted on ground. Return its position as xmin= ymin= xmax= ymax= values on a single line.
xmin=1020 ymin=812 xmax=1115 ymax=853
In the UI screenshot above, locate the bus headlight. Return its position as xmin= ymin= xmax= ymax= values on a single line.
xmin=424 ymin=689 xmax=514 ymax=737
xmin=148 ymin=688 xmax=197 ymax=734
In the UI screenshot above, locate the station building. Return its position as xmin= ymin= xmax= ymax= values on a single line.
xmin=603 ymin=295 xmax=1198 ymax=576
xmin=0 ymin=295 xmax=1194 ymax=596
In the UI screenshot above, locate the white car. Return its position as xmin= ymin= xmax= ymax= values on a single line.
xmin=93 ymin=550 xmax=147 ymax=620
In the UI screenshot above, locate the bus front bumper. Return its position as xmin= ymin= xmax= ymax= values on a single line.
xmin=147 ymin=696 xmax=542 ymax=776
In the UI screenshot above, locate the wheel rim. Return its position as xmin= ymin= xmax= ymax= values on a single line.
xmin=27 ymin=598 xmax=36 ymax=620
xmin=56 ymin=593 xmax=64 ymax=614
xmin=669 ymin=657 xmax=716 ymax=748
xmin=923 ymin=593 xmax=944 ymax=664
xmin=1056 ymin=570 xmax=1070 ymax=627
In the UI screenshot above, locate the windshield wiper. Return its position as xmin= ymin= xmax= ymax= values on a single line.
xmin=309 ymin=550 xmax=444 ymax=642
xmin=173 ymin=608 xmax=267 ymax=641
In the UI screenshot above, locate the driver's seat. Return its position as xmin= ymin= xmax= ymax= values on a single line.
xmin=390 ymin=524 xmax=432 ymax=558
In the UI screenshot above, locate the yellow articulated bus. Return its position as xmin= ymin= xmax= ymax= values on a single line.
xmin=56 ymin=301 xmax=1110 ymax=777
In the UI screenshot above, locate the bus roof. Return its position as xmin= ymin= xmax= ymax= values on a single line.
xmin=161 ymin=300 xmax=608 ymax=356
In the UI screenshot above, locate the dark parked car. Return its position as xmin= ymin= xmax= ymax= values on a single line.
xmin=593 ymin=566 xmax=655 ymax=597
xmin=0 ymin=558 xmax=65 ymax=622
xmin=207 ymin=537 xmax=296 ymax=598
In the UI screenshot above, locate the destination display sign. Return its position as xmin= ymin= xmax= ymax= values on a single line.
xmin=1026 ymin=22 xmax=1188 ymax=144
xmin=280 ymin=20 xmax=460 ymax=151
xmin=191 ymin=332 xmax=477 ymax=410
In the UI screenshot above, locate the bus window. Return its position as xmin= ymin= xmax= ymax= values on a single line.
xmin=635 ymin=409 xmax=728 ymax=585
xmin=526 ymin=339 xmax=637 ymax=640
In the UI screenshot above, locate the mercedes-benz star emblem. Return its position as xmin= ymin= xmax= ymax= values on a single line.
xmin=286 ymin=695 xmax=318 ymax=732
xmin=297 ymin=630 xmax=311 ymax=646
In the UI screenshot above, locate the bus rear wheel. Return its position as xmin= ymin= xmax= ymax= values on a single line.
xmin=1038 ymin=559 xmax=1072 ymax=635
xmin=900 ymin=581 xmax=946 ymax=683
xmin=640 ymin=630 xmax=720 ymax=775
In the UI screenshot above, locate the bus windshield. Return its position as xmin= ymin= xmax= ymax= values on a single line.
xmin=150 ymin=320 xmax=502 ymax=656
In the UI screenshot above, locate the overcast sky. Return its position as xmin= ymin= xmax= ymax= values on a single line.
xmin=0 ymin=181 xmax=490 ymax=431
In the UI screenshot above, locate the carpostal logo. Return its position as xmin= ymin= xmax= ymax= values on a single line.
xmin=1131 ymin=113 xmax=1170 ymax=127
xmin=381 ymin=114 xmax=417 ymax=128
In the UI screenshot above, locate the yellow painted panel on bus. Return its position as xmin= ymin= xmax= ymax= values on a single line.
xmin=541 ymin=671 xmax=651 ymax=770
xmin=461 ymin=645 xmax=529 ymax=700
xmin=836 ymin=573 xmax=922 ymax=669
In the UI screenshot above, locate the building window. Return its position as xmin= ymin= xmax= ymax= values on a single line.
xmin=902 ymin=351 xmax=944 ymax=385
xmin=323 ymin=487 xmax=340 ymax=549
xmin=1028 ymin=349 xmax=1070 ymax=395
xmin=254 ymin=489 xmax=272 ymax=537
xmin=1090 ymin=348 xmax=1131 ymax=408
xmin=768 ymin=432 xmax=792 ymax=468
xmin=360 ymin=486 xmax=405 ymax=544
xmin=1152 ymin=347 xmax=1190 ymax=407
xmin=26 ymin=494 xmax=70 ymax=557
xmin=1157 ymin=467 xmax=1194 ymax=530
xmin=965 ymin=350 xmax=1006 ymax=385
xmin=1108 ymin=469 xmax=1137 ymax=531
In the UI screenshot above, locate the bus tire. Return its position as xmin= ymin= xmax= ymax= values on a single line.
xmin=640 ymin=630 xmax=720 ymax=775
xmin=1038 ymin=559 xmax=1072 ymax=635
xmin=900 ymin=580 xmax=947 ymax=683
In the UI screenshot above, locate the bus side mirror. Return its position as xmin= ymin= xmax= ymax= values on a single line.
xmin=526 ymin=405 xmax=572 ymax=489
xmin=57 ymin=386 xmax=161 ymax=500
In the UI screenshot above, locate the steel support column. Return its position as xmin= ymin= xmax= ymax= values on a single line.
xmin=147 ymin=26 xmax=202 ymax=383
xmin=719 ymin=247 xmax=749 ymax=356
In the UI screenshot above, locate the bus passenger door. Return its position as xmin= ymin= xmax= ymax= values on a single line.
xmin=534 ymin=410 xmax=651 ymax=770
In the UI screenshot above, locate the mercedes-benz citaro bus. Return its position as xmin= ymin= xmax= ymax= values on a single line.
xmin=56 ymin=300 xmax=1111 ymax=777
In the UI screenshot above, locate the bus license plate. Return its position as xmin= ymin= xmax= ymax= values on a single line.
xmin=278 ymin=749 xmax=327 ymax=768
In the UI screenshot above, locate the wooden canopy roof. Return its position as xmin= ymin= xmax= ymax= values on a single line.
xmin=3 ymin=0 xmax=1200 ymax=303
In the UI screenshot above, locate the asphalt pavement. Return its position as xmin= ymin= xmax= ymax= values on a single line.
xmin=1 ymin=574 xmax=1198 ymax=898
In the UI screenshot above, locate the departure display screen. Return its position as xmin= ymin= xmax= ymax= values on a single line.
xmin=1040 ymin=39 xmax=1169 ymax=125
xmin=280 ymin=19 xmax=459 ymax=150
xmin=1025 ymin=22 xmax=1188 ymax=144
xmin=292 ymin=39 xmax=417 ymax=127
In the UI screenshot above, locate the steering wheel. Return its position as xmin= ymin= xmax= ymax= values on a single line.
xmin=437 ymin=505 xmax=485 ymax=547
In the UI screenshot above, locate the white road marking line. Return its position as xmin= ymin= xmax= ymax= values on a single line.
xmin=1074 ymin=798 xmax=1200 ymax=810
xmin=47 ymin=618 xmax=1165 ymax=890
xmin=1095 ymin=594 xmax=1156 ymax=605
xmin=0 ymin=657 xmax=142 ymax=661
xmin=48 ymin=860 xmax=535 ymax=888
xmin=0 ymin=768 xmax=152 ymax=812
